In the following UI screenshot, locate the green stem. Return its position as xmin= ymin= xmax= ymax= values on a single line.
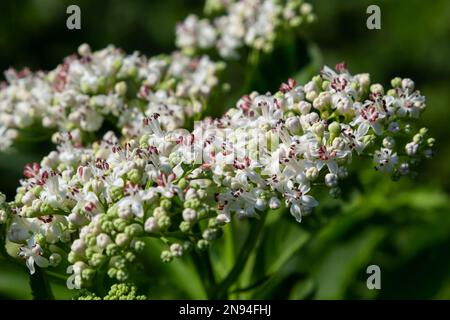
xmin=190 ymin=249 xmax=216 ymax=298
xmin=214 ymin=212 xmax=267 ymax=299
xmin=29 ymin=268 xmax=54 ymax=300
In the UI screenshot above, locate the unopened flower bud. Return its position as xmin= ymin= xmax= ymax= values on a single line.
xmin=78 ymin=43 xmax=91 ymax=57
xmin=325 ymin=173 xmax=338 ymax=187
xmin=49 ymin=253 xmax=62 ymax=267
xmin=114 ymin=81 xmax=127 ymax=96
xmin=405 ymin=142 xmax=418 ymax=156
xmin=96 ymin=233 xmax=112 ymax=250
xmin=305 ymin=167 xmax=319 ymax=181
xmin=170 ymin=243 xmax=183 ymax=257
xmin=161 ymin=250 xmax=172 ymax=263
xmin=383 ymin=137 xmax=395 ymax=149
xmin=182 ymin=208 xmax=197 ymax=222
xmin=269 ymin=197 xmax=281 ymax=209
xmin=298 ymin=101 xmax=311 ymax=114
xmin=115 ymin=233 xmax=129 ymax=247
xmin=144 ymin=217 xmax=158 ymax=233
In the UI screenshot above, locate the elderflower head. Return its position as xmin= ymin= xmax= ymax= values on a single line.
xmin=176 ymin=0 xmax=315 ymax=59
xmin=0 ymin=44 xmax=223 ymax=152
xmin=3 ymin=64 xmax=434 ymax=290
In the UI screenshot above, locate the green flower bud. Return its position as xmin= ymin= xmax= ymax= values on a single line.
xmin=157 ymin=215 xmax=171 ymax=230
xmin=49 ymin=253 xmax=61 ymax=267
xmin=363 ymin=135 xmax=375 ymax=147
xmin=179 ymin=221 xmax=191 ymax=233
xmin=306 ymin=91 xmax=317 ymax=102
xmin=370 ymin=84 xmax=384 ymax=95
xmin=32 ymin=186 xmax=43 ymax=198
xmin=312 ymin=75 xmax=322 ymax=86
xmin=106 ymin=243 xmax=120 ymax=256
xmin=160 ymin=199 xmax=172 ymax=210
xmin=85 ymin=247 xmax=96 ymax=259
xmin=419 ymin=127 xmax=429 ymax=136
xmin=40 ymin=202 xmax=53 ymax=214
xmin=391 ymin=77 xmax=402 ymax=88
xmin=114 ymin=81 xmax=127 ymax=96
xmin=321 ymin=80 xmax=330 ymax=91
xmin=15 ymin=192 xmax=24 ymax=204
xmin=197 ymin=208 xmax=208 ymax=219
xmin=113 ymin=257 xmax=127 ymax=269
xmin=90 ymin=253 xmax=106 ymax=267
xmin=110 ymin=186 xmax=123 ymax=202
xmin=127 ymin=169 xmax=141 ymax=184
xmin=160 ymin=250 xmax=172 ymax=263
xmin=153 ymin=207 xmax=166 ymax=218
xmin=124 ymin=223 xmax=143 ymax=237
xmin=107 ymin=205 xmax=119 ymax=218
xmin=197 ymin=239 xmax=209 ymax=251
xmin=328 ymin=121 xmax=341 ymax=140
xmin=413 ymin=134 xmax=422 ymax=144
xmin=131 ymin=240 xmax=145 ymax=253
xmin=86 ymin=236 xmax=97 ymax=248
xmin=81 ymin=268 xmax=95 ymax=281
xmin=67 ymin=251 xmax=80 ymax=264
xmin=125 ymin=251 xmax=136 ymax=263
xmin=208 ymin=218 xmax=218 ymax=229
xmin=101 ymin=221 xmax=115 ymax=233
xmin=139 ymin=134 xmax=149 ymax=148
xmin=34 ymin=234 xmax=45 ymax=246
xmin=202 ymin=229 xmax=215 ymax=240
xmin=23 ymin=207 xmax=36 ymax=218
xmin=113 ymin=219 xmax=127 ymax=232
xmin=107 ymin=267 xmax=118 ymax=279
xmin=427 ymin=138 xmax=435 ymax=147
xmin=185 ymin=198 xmax=200 ymax=209
xmin=387 ymin=89 xmax=396 ymax=96
xmin=116 ymin=269 xmax=129 ymax=281
xmin=115 ymin=233 xmax=129 ymax=247
xmin=178 ymin=178 xmax=189 ymax=190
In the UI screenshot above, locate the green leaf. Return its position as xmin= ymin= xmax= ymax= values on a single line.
xmin=253 ymin=214 xmax=311 ymax=281
xmin=312 ymin=227 xmax=385 ymax=299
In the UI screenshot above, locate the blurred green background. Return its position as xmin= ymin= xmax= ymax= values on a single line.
xmin=0 ymin=0 xmax=449 ymax=299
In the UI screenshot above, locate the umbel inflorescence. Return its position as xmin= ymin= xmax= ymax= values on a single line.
xmin=0 ymin=0 xmax=434 ymax=297
xmin=0 ymin=62 xmax=434 ymax=289
xmin=0 ymin=45 xmax=222 ymax=151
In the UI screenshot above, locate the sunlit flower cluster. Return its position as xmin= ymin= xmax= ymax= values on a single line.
xmin=1 ymin=64 xmax=434 ymax=290
xmin=0 ymin=44 xmax=223 ymax=151
xmin=176 ymin=0 xmax=315 ymax=58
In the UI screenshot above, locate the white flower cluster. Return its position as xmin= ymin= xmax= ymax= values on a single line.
xmin=0 ymin=44 xmax=223 ymax=151
xmin=1 ymin=64 xmax=433 ymax=290
xmin=182 ymin=64 xmax=433 ymax=222
xmin=176 ymin=0 xmax=315 ymax=58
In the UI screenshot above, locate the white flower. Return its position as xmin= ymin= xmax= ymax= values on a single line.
xmin=351 ymin=101 xmax=385 ymax=135
xmin=18 ymin=238 xmax=49 ymax=275
xmin=284 ymin=184 xmax=319 ymax=222
xmin=374 ymin=148 xmax=398 ymax=173
xmin=40 ymin=174 xmax=67 ymax=208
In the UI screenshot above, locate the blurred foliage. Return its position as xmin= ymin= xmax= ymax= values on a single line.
xmin=1 ymin=0 xmax=449 ymax=299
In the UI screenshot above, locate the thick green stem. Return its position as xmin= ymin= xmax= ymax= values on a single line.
xmin=29 ymin=268 xmax=54 ymax=300
xmin=214 ymin=212 xmax=267 ymax=299
xmin=191 ymin=249 xmax=216 ymax=299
